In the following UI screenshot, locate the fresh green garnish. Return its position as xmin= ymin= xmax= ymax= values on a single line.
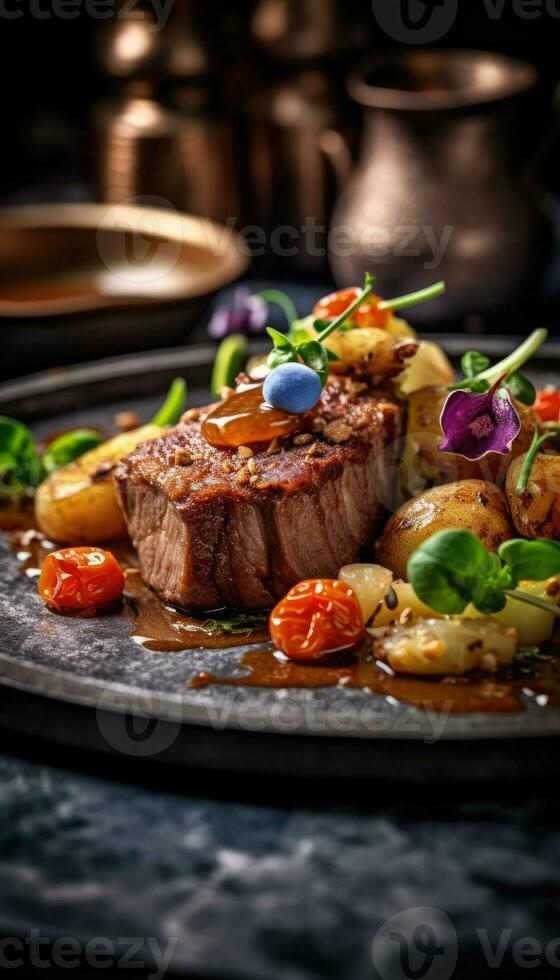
xmin=377 ymin=280 xmax=446 ymax=312
xmin=408 ymin=529 xmax=560 ymax=617
xmin=257 ymin=289 xmax=298 ymax=330
xmin=201 ymin=611 xmax=268 ymax=635
xmin=448 ymin=329 xmax=547 ymax=393
xmin=0 ymin=417 xmax=105 ymax=496
xmin=461 ymin=351 xmax=491 ymax=380
xmin=0 ymin=417 xmax=44 ymax=495
xmin=515 ymin=425 xmax=560 ymax=493
xmin=150 ymin=378 xmax=188 ymax=426
xmin=507 ymin=373 xmax=536 ymax=406
xmin=42 ymin=429 xmax=103 ymax=475
xmin=260 ymin=276 xmax=446 ymax=389
xmin=266 ymin=273 xmax=377 ymax=380
xmin=211 ymin=335 xmax=248 ymax=398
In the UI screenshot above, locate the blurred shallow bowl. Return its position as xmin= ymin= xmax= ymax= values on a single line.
xmin=0 ymin=203 xmax=249 ymax=375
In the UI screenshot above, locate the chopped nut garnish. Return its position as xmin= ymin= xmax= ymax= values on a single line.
xmin=293 ymin=433 xmax=313 ymax=446
xmin=238 ymin=445 xmax=254 ymax=459
xmin=247 ymin=457 xmax=257 ymax=475
xmin=235 ymin=466 xmax=250 ymax=486
xmin=324 ymin=420 xmax=352 ymax=444
xmin=305 ymin=443 xmax=319 ymax=458
xmin=422 ymin=640 xmax=446 ymax=659
xmin=183 ymin=408 xmax=200 ymax=422
xmin=222 ymin=461 xmax=233 ymax=473
xmin=399 ymin=607 xmax=413 ymax=626
xmin=114 ymin=410 xmax=141 ymax=432
xmin=546 ymin=579 xmax=560 ymax=596
xmin=220 ymin=386 xmax=235 ymax=400
xmin=311 ymin=417 xmax=326 ymax=433
xmin=479 ymin=653 xmax=498 ymax=673
xmin=266 ymin=438 xmax=282 ymax=455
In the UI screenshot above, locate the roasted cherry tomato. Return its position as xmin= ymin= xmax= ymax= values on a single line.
xmin=534 ymin=388 xmax=560 ymax=423
xmin=269 ymin=579 xmax=365 ymax=661
xmin=313 ymin=287 xmax=392 ymax=330
xmin=38 ymin=546 xmax=124 ymax=612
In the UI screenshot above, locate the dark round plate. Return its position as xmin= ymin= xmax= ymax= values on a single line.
xmin=1 ymin=340 xmax=560 ymax=783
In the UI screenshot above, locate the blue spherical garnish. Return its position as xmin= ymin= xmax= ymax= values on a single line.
xmin=263 ymin=363 xmax=322 ymax=415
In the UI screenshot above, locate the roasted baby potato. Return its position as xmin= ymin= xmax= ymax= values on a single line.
xmin=394 ymin=341 xmax=454 ymax=397
xmin=375 ymin=479 xmax=515 ymax=581
xmin=35 ymin=424 xmax=162 ymax=543
xmin=402 ymin=385 xmax=534 ymax=497
xmin=372 ymin=618 xmax=517 ymax=675
xmin=325 ymin=328 xmax=419 ymax=378
xmin=506 ymin=451 xmax=560 ymax=539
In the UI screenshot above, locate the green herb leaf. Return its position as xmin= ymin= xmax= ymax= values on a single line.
xmin=151 ymin=378 xmax=188 ymax=426
xmin=298 ymin=341 xmax=330 ymax=385
xmin=407 ymin=529 xmax=501 ymax=614
xmin=42 ymin=429 xmax=103 ymax=475
xmin=202 ymin=611 xmax=268 ymax=635
xmin=267 ymin=346 xmax=298 ymax=371
xmin=499 ymin=538 xmax=560 ymax=583
xmin=0 ymin=417 xmax=43 ymax=495
xmin=461 ymin=351 xmax=491 ymax=379
xmin=266 ymin=327 xmax=293 ymax=350
xmin=507 ymin=373 xmax=536 ymax=406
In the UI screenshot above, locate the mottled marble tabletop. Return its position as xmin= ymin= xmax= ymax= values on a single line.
xmin=1 ymin=741 xmax=560 ymax=980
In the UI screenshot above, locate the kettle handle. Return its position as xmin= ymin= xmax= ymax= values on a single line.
xmin=319 ymin=129 xmax=353 ymax=189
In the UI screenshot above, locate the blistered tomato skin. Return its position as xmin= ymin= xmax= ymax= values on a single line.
xmin=313 ymin=288 xmax=392 ymax=330
xmin=263 ymin=364 xmax=322 ymax=415
xmin=269 ymin=579 xmax=365 ymax=661
xmin=38 ymin=546 xmax=124 ymax=612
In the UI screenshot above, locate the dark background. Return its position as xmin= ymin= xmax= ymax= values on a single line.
xmin=1 ymin=0 xmax=559 ymax=201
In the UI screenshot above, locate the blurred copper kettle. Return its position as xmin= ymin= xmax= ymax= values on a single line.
xmin=330 ymin=50 xmax=553 ymax=327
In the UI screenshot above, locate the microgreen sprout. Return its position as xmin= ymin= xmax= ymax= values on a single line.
xmin=515 ymin=425 xmax=560 ymax=493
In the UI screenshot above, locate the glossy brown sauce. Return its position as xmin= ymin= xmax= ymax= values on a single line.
xmin=190 ymin=643 xmax=560 ymax=714
xmin=124 ymin=569 xmax=269 ymax=651
xmin=5 ymin=508 xmax=560 ymax=714
xmin=7 ymin=523 xmax=269 ymax=651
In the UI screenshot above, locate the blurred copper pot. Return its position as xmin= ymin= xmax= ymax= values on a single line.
xmin=95 ymin=84 xmax=240 ymax=226
xmin=330 ymin=50 xmax=552 ymax=326
xmin=251 ymin=0 xmax=366 ymax=64
xmin=248 ymin=71 xmax=352 ymax=271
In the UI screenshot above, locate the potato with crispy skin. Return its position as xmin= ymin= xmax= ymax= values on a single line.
xmin=35 ymin=425 xmax=162 ymax=544
xmin=402 ymin=385 xmax=535 ymax=497
xmin=375 ymin=479 xmax=515 ymax=581
xmin=506 ymin=452 xmax=560 ymax=539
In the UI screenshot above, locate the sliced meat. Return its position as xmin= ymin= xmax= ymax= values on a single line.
xmin=115 ymin=378 xmax=402 ymax=610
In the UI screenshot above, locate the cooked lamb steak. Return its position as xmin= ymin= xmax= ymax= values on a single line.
xmin=115 ymin=378 xmax=402 ymax=610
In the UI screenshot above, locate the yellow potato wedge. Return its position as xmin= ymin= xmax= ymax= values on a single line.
xmin=35 ymin=424 xmax=162 ymax=544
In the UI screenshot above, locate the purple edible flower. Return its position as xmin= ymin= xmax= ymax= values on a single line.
xmin=438 ymin=378 xmax=521 ymax=460
xmin=207 ymin=287 xmax=268 ymax=340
